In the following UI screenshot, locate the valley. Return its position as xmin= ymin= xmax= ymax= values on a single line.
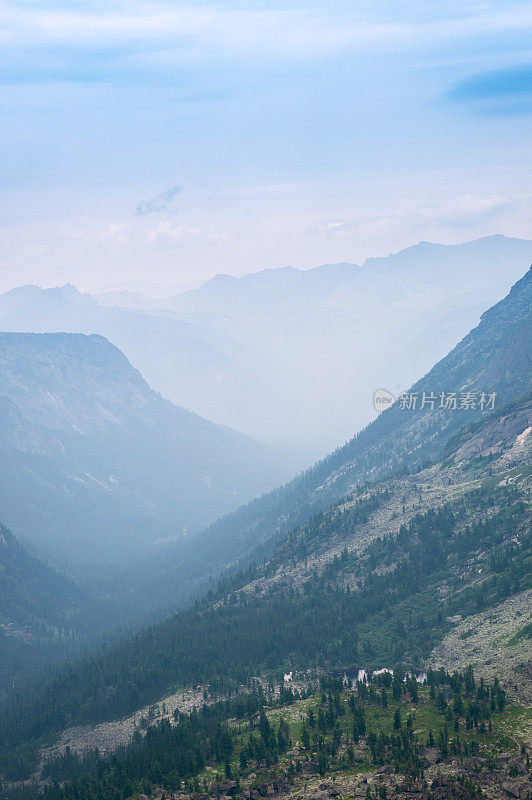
xmin=0 ymin=262 xmax=530 ymax=800
xmin=1 ymin=384 xmax=530 ymax=797
xmin=4 ymin=4 xmax=532 ymax=798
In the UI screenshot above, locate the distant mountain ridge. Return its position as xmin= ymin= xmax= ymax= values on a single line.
xmin=0 ymin=332 xmax=288 ymax=567
xmin=2 ymin=235 xmax=531 ymax=454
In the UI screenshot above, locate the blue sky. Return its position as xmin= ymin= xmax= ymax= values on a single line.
xmin=1 ymin=0 xmax=532 ymax=292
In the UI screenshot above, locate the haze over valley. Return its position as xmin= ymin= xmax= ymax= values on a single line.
xmin=2 ymin=235 xmax=531 ymax=456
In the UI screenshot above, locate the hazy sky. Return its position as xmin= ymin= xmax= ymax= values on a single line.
xmin=1 ymin=0 xmax=532 ymax=293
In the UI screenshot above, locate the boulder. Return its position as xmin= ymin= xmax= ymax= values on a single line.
xmin=419 ymin=746 xmax=439 ymax=765
xmin=217 ymin=781 xmax=237 ymax=796
xmin=502 ymin=783 xmax=520 ymax=799
xmin=375 ymin=766 xmax=393 ymax=774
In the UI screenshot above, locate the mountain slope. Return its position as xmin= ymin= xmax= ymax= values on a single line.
xmin=0 ymin=284 xmax=254 ymax=447
xmin=0 ymin=333 xmax=287 ymax=566
xmin=0 ymin=521 xmax=83 ymax=697
xmin=148 ymin=265 xmax=532 ymax=594
xmin=0 ymin=522 xmax=79 ymax=628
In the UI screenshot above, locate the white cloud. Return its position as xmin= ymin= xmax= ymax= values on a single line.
xmin=315 ymin=194 xmax=518 ymax=244
xmin=437 ymin=194 xmax=513 ymax=228
xmin=2 ymin=1 xmax=532 ymax=65
xmin=318 ymin=215 xmax=407 ymax=240
xmin=145 ymin=221 xmax=200 ymax=242
xmin=143 ymin=220 xmax=230 ymax=245
xmin=102 ymin=222 xmax=130 ymax=243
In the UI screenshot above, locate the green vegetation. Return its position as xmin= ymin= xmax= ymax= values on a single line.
xmin=3 ymin=667 xmax=524 ymax=800
xmin=0 ymin=484 xmax=528 ymax=782
xmin=505 ymin=622 xmax=532 ymax=647
xmin=0 ymin=522 xmax=86 ymax=700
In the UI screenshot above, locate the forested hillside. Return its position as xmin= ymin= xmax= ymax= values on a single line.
xmin=1 ymin=383 xmax=529 ymax=787
xmin=0 ymin=522 xmax=82 ymax=698
xmin=31 ymin=668 xmax=532 ymax=800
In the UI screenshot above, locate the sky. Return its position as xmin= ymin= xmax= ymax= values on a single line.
xmin=1 ymin=0 xmax=532 ymax=294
